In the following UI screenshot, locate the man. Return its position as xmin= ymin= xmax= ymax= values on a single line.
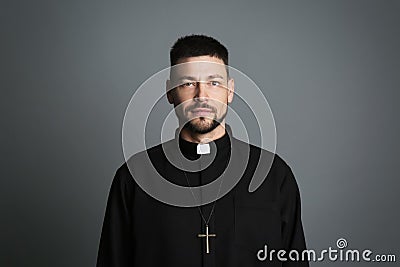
xmin=97 ymin=34 xmax=308 ymax=266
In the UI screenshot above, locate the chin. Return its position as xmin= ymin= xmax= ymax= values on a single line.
xmin=187 ymin=118 xmax=220 ymax=134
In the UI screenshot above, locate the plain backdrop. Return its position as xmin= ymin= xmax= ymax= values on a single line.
xmin=2 ymin=0 xmax=399 ymax=266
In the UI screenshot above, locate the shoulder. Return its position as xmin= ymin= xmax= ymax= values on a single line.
xmin=114 ymin=139 xmax=175 ymax=184
xmin=124 ymin=139 xmax=174 ymax=164
xmin=111 ymin=162 xmax=135 ymax=190
xmin=232 ymin=137 xmax=297 ymax=190
xmin=232 ymin=137 xmax=291 ymax=171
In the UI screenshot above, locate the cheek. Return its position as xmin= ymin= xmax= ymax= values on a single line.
xmin=172 ymin=92 xmax=190 ymax=104
xmin=175 ymin=93 xmax=194 ymax=104
xmin=211 ymin=92 xmax=229 ymax=106
xmin=178 ymin=102 xmax=192 ymax=113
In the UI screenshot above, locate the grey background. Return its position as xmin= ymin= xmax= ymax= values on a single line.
xmin=2 ymin=0 xmax=399 ymax=266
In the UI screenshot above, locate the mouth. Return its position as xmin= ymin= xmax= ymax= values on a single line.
xmin=190 ymin=108 xmax=214 ymax=117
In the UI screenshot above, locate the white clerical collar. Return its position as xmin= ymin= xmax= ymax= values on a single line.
xmin=197 ymin=143 xmax=210 ymax=154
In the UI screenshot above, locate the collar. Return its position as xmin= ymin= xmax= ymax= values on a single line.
xmin=176 ymin=124 xmax=232 ymax=159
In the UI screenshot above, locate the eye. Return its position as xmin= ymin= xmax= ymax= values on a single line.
xmin=210 ymin=81 xmax=220 ymax=86
xmin=183 ymin=82 xmax=196 ymax=87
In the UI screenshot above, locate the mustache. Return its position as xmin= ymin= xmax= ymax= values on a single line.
xmin=185 ymin=103 xmax=217 ymax=113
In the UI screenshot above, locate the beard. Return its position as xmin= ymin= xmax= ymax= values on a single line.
xmin=182 ymin=105 xmax=227 ymax=134
xmin=184 ymin=117 xmax=220 ymax=134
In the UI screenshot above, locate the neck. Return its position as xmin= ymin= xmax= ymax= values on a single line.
xmin=180 ymin=122 xmax=226 ymax=144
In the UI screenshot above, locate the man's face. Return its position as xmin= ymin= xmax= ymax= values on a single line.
xmin=167 ymin=56 xmax=234 ymax=134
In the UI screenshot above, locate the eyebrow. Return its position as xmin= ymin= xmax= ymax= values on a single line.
xmin=179 ymin=74 xmax=225 ymax=81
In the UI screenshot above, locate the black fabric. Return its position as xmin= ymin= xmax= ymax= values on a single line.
xmin=97 ymin=125 xmax=309 ymax=267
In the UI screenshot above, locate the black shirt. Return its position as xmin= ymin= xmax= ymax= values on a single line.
xmin=97 ymin=125 xmax=309 ymax=267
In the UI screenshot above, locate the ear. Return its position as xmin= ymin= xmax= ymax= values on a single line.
xmin=166 ymin=79 xmax=174 ymax=104
xmin=227 ymin=78 xmax=234 ymax=103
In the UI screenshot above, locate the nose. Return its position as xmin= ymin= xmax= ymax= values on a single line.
xmin=194 ymin=81 xmax=208 ymax=100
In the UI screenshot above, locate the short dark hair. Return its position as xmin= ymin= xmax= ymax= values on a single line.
xmin=170 ymin=34 xmax=229 ymax=66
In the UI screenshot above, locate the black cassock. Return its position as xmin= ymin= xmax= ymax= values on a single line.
xmin=97 ymin=125 xmax=309 ymax=267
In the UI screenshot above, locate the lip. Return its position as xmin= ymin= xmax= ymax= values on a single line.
xmin=191 ymin=108 xmax=213 ymax=116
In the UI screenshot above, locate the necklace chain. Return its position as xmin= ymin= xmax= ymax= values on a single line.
xmin=178 ymin=152 xmax=228 ymax=226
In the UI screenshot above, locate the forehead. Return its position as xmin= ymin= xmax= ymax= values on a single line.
xmin=176 ymin=55 xmax=225 ymax=65
xmin=171 ymin=56 xmax=227 ymax=81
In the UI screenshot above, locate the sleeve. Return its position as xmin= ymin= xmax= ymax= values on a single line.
xmin=280 ymin=165 xmax=309 ymax=266
xmin=96 ymin=165 xmax=135 ymax=267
